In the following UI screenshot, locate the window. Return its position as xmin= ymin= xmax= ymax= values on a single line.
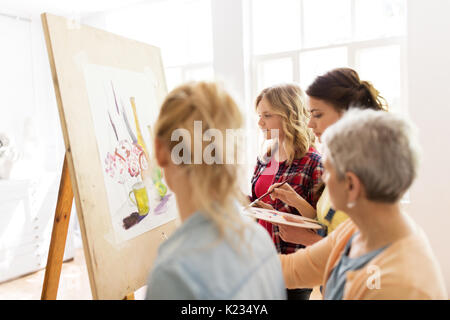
xmin=302 ymin=0 xmax=352 ymax=48
xmin=255 ymin=57 xmax=294 ymax=93
xmin=102 ymin=0 xmax=214 ymax=91
xmin=252 ymin=0 xmax=301 ymax=55
xmin=354 ymin=0 xmax=406 ymax=41
xmin=299 ymin=47 xmax=348 ymax=89
xmin=356 ymin=44 xmax=402 ymax=113
xmin=250 ymin=0 xmax=406 ymax=114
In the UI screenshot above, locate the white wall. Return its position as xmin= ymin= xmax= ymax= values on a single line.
xmin=406 ymin=0 xmax=450 ymax=293
xmin=0 ymin=12 xmax=75 ymax=282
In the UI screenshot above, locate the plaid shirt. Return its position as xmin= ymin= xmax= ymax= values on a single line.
xmin=250 ymin=146 xmax=323 ymax=254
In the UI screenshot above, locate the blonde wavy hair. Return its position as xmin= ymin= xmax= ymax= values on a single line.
xmin=255 ymin=83 xmax=314 ymax=164
xmin=154 ymin=81 xmax=249 ymax=245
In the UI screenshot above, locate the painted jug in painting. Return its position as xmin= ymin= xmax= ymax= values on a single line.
xmin=129 ymin=181 xmax=150 ymax=216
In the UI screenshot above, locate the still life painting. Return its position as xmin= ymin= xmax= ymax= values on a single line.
xmin=83 ymin=64 xmax=177 ymax=243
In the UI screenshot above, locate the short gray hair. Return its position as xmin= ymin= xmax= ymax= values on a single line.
xmin=321 ymin=108 xmax=421 ymax=203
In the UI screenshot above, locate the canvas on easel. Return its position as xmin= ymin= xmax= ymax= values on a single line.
xmin=41 ymin=13 xmax=178 ymax=299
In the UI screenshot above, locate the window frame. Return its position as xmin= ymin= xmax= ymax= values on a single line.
xmin=249 ymin=0 xmax=407 ymax=114
xmin=164 ymin=62 xmax=214 ymax=91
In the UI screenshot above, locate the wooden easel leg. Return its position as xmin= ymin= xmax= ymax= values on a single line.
xmin=41 ymin=154 xmax=74 ymax=300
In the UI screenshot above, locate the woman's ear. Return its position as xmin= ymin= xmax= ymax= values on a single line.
xmin=345 ymin=172 xmax=362 ymax=205
xmin=154 ymin=138 xmax=169 ymax=168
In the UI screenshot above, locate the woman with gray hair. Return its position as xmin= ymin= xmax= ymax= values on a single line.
xmin=279 ymin=108 xmax=447 ymax=299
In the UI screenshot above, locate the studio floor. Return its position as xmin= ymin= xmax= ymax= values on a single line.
xmin=0 ymin=248 xmax=321 ymax=300
xmin=0 ymin=248 xmax=146 ymax=300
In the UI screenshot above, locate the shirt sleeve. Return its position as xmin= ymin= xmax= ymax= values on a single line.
xmin=278 ymin=160 xmax=324 ymax=214
xmin=279 ymin=218 xmax=356 ymax=289
xmin=146 ymin=264 xmax=197 ymax=300
xmin=308 ymin=160 xmax=324 ymax=208
xmin=288 ymin=156 xmax=324 ymax=211
xmin=279 ymin=230 xmax=333 ymax=289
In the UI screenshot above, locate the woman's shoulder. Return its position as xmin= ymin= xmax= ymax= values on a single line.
xmin=353 ymin=224 xmax=448 ymax=299
xmin=374 ymin=222 xmax=443 ymax=272
xmin=305 ymin=146 xmax=322 ymax=159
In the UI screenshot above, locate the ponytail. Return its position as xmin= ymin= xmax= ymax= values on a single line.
xmin=306 ymin=68 xmax=388 ymax=112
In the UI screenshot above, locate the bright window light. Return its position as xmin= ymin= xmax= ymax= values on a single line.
xmin=356 ymin=45 xmax=402 ymax=112
xmin=256 ymin=58 xmax=294 ymax=93
xmin=184 ymin=66 xmax=214 ymax=82
xmin=252 ymin=0 xmax=301 ymax=55
xmin=299 ymin=47 xmax=348 ymax=89
xmin=355 ymin=0 xmax=406 ymax=41
xmin=250 ymin=0 xmax=406 ymax=112
xmin=303 ymin=0 xmax=352 ymax=48
xmin=103 ymin=0 xmax=213 ymax=90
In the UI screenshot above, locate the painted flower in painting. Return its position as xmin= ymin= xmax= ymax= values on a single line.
xmin=128 ymin=156 xmax=140 ymax=177
xmin=104 ymin=139 xmax=148 ymax=183
xmin=105 ymin=152 xmax=118 ymax=178
xmin=115 ymin=156 xmax=128 ymax=184
xmin=131 ymin=143 xmax=143 ymax=158
xmin=116 ymin=140 xmax=133 ymax=162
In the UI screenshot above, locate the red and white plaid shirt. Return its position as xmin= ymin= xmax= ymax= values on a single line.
xmin=250 ymin=146 xmax=323 ymax=254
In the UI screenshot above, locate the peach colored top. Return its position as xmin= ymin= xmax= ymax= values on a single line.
xmin=280 ymin=218 xmax=448 ymax=299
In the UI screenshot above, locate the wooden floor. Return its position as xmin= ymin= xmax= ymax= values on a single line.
xmin=0 ymin=247 xmax=321 ymax=300
xmin=0 ymin=248 xmax=146 ymax=300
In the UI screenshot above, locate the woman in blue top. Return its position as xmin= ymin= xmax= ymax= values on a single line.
xmin=146 ymin=81 xmax=286 ymax=300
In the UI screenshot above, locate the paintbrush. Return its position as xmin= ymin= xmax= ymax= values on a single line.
xmin=246 ymin=178 xmax=293 ymax=209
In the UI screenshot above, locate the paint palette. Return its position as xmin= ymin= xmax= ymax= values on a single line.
xmin=243 ymin=207 xmax=323 ymax=229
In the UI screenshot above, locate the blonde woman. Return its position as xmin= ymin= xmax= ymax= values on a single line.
xmin=145 ymin=81 xmax=286 ymax=300
xmin=250 ymin=83 xmax=323 ymax=300
xmin=281 ymin=109 xmax=447 ymax=299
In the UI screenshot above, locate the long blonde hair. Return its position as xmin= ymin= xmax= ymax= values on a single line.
xmin=154 ymin=81 xmax=248 ymax=244
xmin=255 ymin=83 xmax=314 ymax=164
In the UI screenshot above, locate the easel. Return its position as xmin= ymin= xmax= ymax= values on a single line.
xmin=39 ymin=13 xmax=176 ymax=299
xmin=40 ymin=154 xmax=134 ymax=300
